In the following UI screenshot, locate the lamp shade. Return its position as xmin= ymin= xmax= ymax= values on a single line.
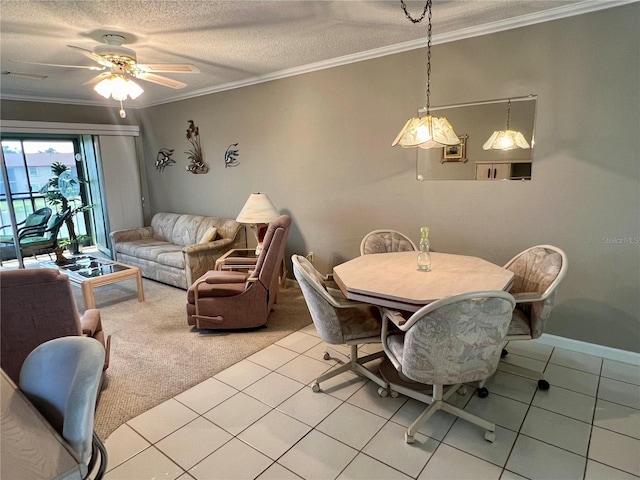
xmin=236 ymin=193 xmax=279 ymax=224
xmin=392 ymin=115 xmax=460 ymax=149
xmin=94 ymin=75 xmax=144 ymax=101
xmin=482 ymin=130 xmax=530 ymax=151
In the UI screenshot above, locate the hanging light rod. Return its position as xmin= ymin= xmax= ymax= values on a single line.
xmin=392 ymin=0 xmax=460 ymax=149
xmin=428 ymin=94 xmax=537 ymax=112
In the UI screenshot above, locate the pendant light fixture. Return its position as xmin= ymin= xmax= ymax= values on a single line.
xmin=392 ymin=0 xmax=459 ymax=149
xmin=482 ymin=99 xmax=530 ymax=150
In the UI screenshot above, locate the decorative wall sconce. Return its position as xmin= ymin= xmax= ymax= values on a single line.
xmin=225 ymin=143 xmax=240 ymax=168
xmin=155 ymin=148 xmax=175 ymax=172
xmin=185 ymin=120 xmax=208 ymax=174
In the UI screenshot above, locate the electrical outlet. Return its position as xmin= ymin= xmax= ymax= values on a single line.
xmin=306 ymin=251 xmax=314 ymax=263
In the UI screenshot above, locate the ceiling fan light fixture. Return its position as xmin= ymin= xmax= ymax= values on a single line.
xmin=94 ymin=74 xmax=143 ymax=101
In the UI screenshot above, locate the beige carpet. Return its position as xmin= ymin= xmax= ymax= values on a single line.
xmin=71 ymin=278 xmax=312 ymax=439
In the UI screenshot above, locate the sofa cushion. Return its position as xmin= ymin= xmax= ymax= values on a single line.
xmin=150 ymin=213 xmax=181 ymax=242
xmin=172 ymin=215 xmax=205 ymax=246
xmin=116 ymin=239 xmax=183 ymax=265
xmin=198 ymin=226 xmax=217 ymax=244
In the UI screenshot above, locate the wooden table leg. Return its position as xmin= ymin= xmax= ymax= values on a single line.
xmin=136 ymin=270 xmax=145 ymax=303
xmin=81 ymin=283 xmax=96 ymax=310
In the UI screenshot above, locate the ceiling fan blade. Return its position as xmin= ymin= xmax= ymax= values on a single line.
xmin=136 ymin=63 xmax=200 ymax=74
xmin=82 ymin=72 xmax=111 ymax=86
xmin=67 ymin=45 xmax=113 ymax=67
xmin=2 ymin=70 xmax=48 ymax=80
xmin=136 ymin=72 xmax=187 ymax=89
xmin=9 ymin=59 xmax=104 ymax=71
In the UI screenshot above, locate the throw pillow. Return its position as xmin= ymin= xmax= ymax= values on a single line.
xmin=199 ymin=226 xmax=218 ymax=244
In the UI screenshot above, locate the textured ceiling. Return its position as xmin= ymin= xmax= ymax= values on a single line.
xmin=0 ymin=1 xmax=612 ymax=108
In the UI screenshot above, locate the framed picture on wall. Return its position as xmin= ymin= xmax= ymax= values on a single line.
xmin=441 ymin=135 xmax=468 ymax=163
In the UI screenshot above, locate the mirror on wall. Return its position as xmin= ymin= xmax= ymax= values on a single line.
xmin=416 ymin=95 xmax=537 ymax=181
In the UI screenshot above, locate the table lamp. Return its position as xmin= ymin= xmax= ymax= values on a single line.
xmin=236 ymin=193 xmax=279 ymax=254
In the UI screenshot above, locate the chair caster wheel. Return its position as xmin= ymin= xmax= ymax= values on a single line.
xmin=312 ymin=382 xmax=320 ymax=392
xmin=390 ymin=390 xmax=399 ymax=398
xmin=501 ymin=348 xmax=508 ymax=358
xmin=477 ymin=387 xmax=489 ymax=398
xmin=457 ymin=385 xmax=467 ymax=395
xmin=405 ymin=433 xmax=414 ymax=444
xmin=484 ymin=430 xmax=496 ymax=443
xmin=323 ymin=352 xmax=331 ymax=361
xmin=538 ymin=379 xmax=550 ymax=390
xmin=377 ymin=387 xmax=388 ymax=398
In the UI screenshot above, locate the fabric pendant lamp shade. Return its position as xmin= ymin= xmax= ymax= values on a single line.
xmin=482 ymin=130 xmax=530 ymax=151
xmin=392 ymin=115 xmax=460 ymax=148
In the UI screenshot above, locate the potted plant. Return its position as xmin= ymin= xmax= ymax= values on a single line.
xmin=39 ymin=162 xmax=93 ymax=255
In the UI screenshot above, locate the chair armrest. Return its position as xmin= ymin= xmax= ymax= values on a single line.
xmin=204 ymin=272 xmax=249 ymax=284
xmin=80 ymin=309 xmax=102 ymax=336
xmin=110 ymin=226 xmax=153 ymax=244
xmin=512 ymin=292 xmax=543 ymax=303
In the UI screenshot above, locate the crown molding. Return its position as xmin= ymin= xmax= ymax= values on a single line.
xmin=3 ymin=0 xmax=636 ymax=109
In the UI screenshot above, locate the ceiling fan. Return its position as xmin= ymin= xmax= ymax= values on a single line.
xmin=11 ymin=33 xmax=199 ymax=117
xmin=14 ymin=33 xmax=199 ymax=89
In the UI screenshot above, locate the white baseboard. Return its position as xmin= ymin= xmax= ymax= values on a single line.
xmin=536 ymin=334 xmax=640 ymax=366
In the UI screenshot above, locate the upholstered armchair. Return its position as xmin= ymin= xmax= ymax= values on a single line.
xmin=500 ymin=245 xmax=568 ymax=389
xmin=292 ymin=254 xmax=389 ymax=395
xmin=360 ymin=229 xmax=417 ymax=255
xmin=381 ymin=291 xmax=516 ymax=443
xmin=186 ymin=215 xmax=291 ymax=329
xmin=0 ymin=268 xmax=111 ymax=383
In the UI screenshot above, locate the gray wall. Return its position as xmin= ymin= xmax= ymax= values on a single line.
xmin=2 ymin=4 xmax=638 ymax=352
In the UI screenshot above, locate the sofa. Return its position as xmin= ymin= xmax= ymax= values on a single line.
xmin=110 ymin=212 xmax=246 ymax=289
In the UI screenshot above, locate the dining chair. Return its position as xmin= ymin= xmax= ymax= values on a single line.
xmin=292 ymin=254 xmax=389 ymax=395
xmin=19 ymin=336 xmax=108 ymax=479
xmin=359 ymin=229 xmax=417 ymax=255
xmin=381 ymin=291 xmax=516 ymax=443
xmin=500 ymin=245 xmax=568 ymax=389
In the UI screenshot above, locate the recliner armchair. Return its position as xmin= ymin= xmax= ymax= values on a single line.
xmin=0 ymin=268 xmax=111 ymax=383
xmin=186 ymin=215 xmax=291 ymax=329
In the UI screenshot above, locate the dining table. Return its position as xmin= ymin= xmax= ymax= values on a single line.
xmin=333 ymin=251 xmax=514 ymax=313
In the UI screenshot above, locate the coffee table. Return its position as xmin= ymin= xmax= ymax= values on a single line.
xmin=41 ymin=255 xmax=144 ymax=310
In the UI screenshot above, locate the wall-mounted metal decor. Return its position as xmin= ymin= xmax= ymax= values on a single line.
xmin=224 ymin=143 xmax=240 ymax=168
xmin=185 ymin=120 xmax=209 ymax=174
xmin=155 ymin=148 xmax=176 ymax=172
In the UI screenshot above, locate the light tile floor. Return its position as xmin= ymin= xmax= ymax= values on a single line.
xmin=102 ymin=325 xmax=640 ymax=480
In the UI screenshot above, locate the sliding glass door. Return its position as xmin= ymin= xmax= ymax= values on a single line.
xmin=0 ymin=136 xmax=91 ymax=263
